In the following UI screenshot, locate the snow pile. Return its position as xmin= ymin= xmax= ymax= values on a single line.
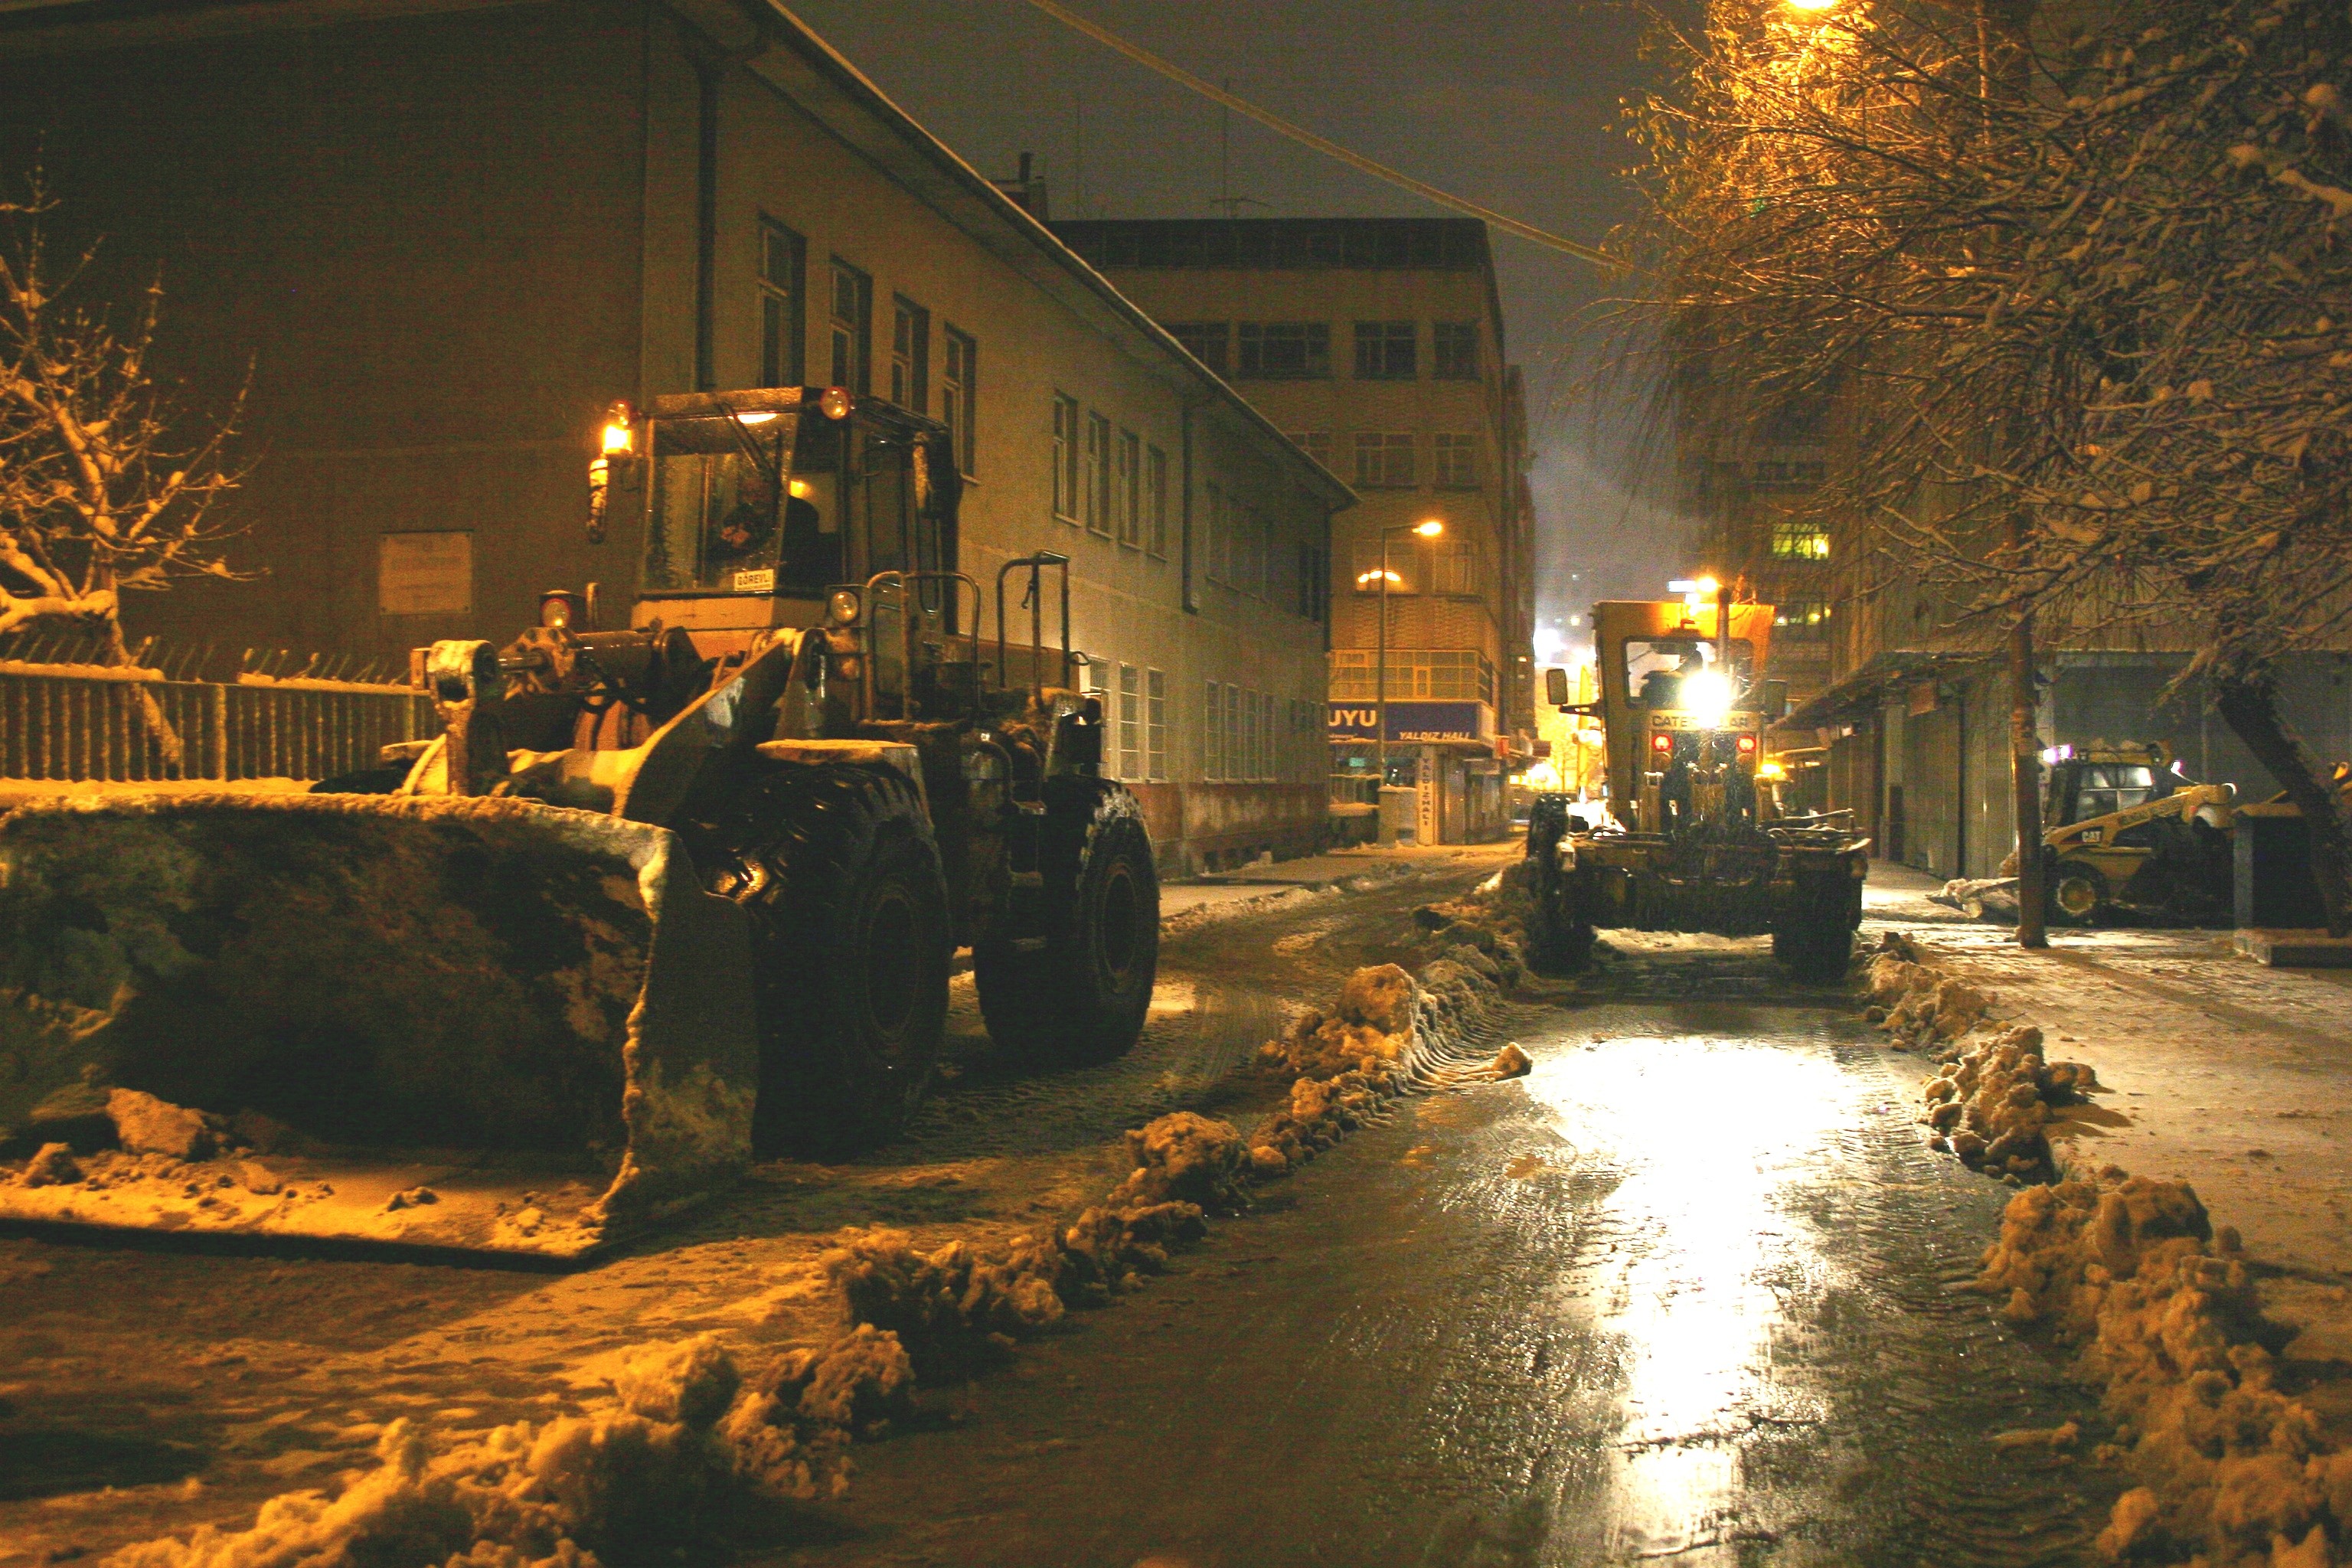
xmin=1922 ymin=1024 xmax=2102 ymax=1182
xmin=107 ymin=1330 xmax=914 ymax=1566
xmin=1258 ymin=963 xmax=1419 ymax=1080
xmin=1971 ymin=1168 xmax=2352 ymax=1567
xmin=1106 ymin=1111 xmax=1248 ymax=1211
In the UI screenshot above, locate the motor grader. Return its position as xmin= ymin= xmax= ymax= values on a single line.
xmin=0 ymin=385 xmax=1158 ymax=1259
xmin=1523 ymin=591 xmax=1869 ymax=982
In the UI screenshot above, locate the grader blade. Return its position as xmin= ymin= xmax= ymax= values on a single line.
xmin=0 ymin=793 xmax=756 ymax=1262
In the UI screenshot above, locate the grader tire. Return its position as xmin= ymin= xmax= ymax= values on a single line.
xmin=726 ymin=764 xmax=951 ymax=1158
xmin=975 ymin=777 xmax=1160 ymax=1067
xmin=1525 ymin=877 xmax=1598 ymax=975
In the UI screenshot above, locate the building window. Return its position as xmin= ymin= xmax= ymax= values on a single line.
xmin=1351 ymin=543 xmax=1417 ymax=594
xmin=1296 ymin=544 xmax=1328 ymax=621
xmin=1119 ymin=663 xmax=1142 ymax=779
xmin=941 ymin=328 xmax=976 ymax=475
xmin=758 ymin=220 xmax=805 ymax=388
xmin=1117 ymin=429 xmax=1142 ymax=547
xmin=1167 ymin=321 xmax=1230 ymax=374
xmin=1146 ymin=446 xmax=1169 ymax=558
xmin=1204 ymin=680 xmax=1225 ymax=779
xmin=1429 ymin=541 xmax=1483 ymax=598
xmin=828 ymin=260 xmax=871 ymax=394
xmin=1353 ymin=320 xmax=1416 ymax=379
xmin=889 ymin=296 xmax=929 ymax=412
xmin=1775 ymin=599 xmax=1833 ymax=639
xmin=1286 ymin=431 xmax=1334 ymax=469
xmin=1204 ymin=482 xmax=1227 ymax=583
xmin=1227 ymin=683 xmax=1244 ymax=780
xmin=1084 ymin=413 xmax=1112 ymax=535
xmin=1434 ymin=322 xmax=1479 ymax=380
xmin=1147 ymin=668 xmax=1168 ymax=779
xmin=1236 ymin=322 xmax=1331 ymax=380
xmin=1752 ymin=459 xmax=1826 ymax=488
xmin=1230 ymin=502 xmax=1258 ymax=596
xmin=1354 ymin=432 xmax=1416 ymax=489
xmin=1052 ymin=394 xmax=1080 ymax=521
xmin=1433 ymin=433 xmax=1478 ymax=489
xmin=1769 ymin=520 xmax=1832 ymax=560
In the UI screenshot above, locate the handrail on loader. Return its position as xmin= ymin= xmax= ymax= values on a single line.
xmin=996 ymin=552 xmax=1073 ymax=701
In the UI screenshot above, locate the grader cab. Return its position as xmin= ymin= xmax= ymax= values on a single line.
xmin=0 ymin=386 xmax=1159 ymax=1259
xmin=1524 ymin=590 xmax=1869 ymax=980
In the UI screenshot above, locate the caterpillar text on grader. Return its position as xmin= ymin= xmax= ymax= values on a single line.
xmin=0 ymin=386 xmax=1158 ymax=1259
xmin=1523 ymin=590 xmax=1870 ymax=981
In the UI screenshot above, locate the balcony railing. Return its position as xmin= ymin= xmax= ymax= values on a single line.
xmin=1328 ymin=648 xmax=1497 ymax=705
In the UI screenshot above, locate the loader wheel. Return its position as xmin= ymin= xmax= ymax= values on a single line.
xmin=975 ymin=777 xmax=1160 ymax=1066
xmin=1525 ymin=871 xmax=1597 ymax=975
xmin=2047 ymin=864 xmax=2109 ymax=927
xmin=732 ymin=765 xmax=952 ymax=1158
xmin=1773 ymin=872 xmax=1858 ymax=984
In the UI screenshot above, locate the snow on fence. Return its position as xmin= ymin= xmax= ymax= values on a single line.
xmin=0 ymin=661 xmax=435 ymax=783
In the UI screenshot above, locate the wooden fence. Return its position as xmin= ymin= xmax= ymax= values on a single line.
xmin=0 ymin=661 xmax=435 ymax=783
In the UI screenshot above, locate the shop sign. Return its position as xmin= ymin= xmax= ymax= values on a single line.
xmin=1327 ymin=700 xmax=1491 ymax=743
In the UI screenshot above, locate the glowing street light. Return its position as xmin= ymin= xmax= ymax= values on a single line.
xmin=1376 ymin=518 xmax=1445 ymax=830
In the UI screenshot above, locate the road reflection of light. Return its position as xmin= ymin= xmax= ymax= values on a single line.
xmin=1523 ymin=1035 xmax=1851 ymax=1557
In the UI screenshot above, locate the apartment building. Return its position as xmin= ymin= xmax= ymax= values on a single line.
xmin=1055 ymin=218 xmax=1535 ymax=844
xmin=0 ymin=0 xmax=1348 ymax=871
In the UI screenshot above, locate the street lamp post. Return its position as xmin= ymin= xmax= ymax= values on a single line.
xmin=1374 ymin=518 xmax=1444 ymax=840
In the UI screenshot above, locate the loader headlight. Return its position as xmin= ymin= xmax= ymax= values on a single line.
xmin=827 ymin=588 xmax=861 ymax=626
xmin=1682 ymin=671 xmax=1733 ymax=730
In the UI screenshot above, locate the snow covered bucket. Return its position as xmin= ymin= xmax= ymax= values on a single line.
xmin=0 ymin=792 xmax=757 ymax=1260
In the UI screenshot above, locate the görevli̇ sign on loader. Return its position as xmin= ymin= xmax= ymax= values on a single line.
xmin=0 ymin=386 xmax=1160 ymax=1260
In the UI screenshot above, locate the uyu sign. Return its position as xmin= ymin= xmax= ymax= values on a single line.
xmin=1328 ymin=701 xmax=1491 ymax=744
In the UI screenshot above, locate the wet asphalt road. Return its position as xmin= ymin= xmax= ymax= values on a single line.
xmin=767 ymin=942 xmax=2112 ymax=1568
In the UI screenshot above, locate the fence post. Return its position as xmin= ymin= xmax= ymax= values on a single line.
xmin=210 ymin=682 xmax=229 ymax=780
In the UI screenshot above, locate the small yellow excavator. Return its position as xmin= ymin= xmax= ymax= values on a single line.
xmin=0 ymin=386 xmax=1159 ymax=1260
xmin=2034 ymin=743 xmax=2235 ymax=925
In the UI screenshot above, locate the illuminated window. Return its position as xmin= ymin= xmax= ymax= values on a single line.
xmin=1775 ymin=599 xmax=1833 ymax=639
xmin=1769 ymin=520 xmax=1831 ymax=560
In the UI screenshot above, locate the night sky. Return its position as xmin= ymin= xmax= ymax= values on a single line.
xmin=784 ymin=0 xmax=1700 ymax=646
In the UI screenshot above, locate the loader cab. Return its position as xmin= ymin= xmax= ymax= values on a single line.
xmin=617 ymin=386 xmax=959 ymax=648
xmin=2045 ymin=745 xmax=2171 ymax=828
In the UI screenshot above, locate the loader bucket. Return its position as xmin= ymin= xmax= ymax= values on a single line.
xmin=0 ymin=792 xmax=756 ymax=1262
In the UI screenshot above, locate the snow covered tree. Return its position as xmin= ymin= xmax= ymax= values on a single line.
xmin=0 ymin=173 xmax=244 ymax=773
xmin=1623 ymin=0 xmax=2352 ymax=933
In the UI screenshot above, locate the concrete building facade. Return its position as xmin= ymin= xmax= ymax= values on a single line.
xmin=0 ymin=0 xmax=1350 ymax=871
xmin=1053 ymin=219 xmax=1534 ymax=844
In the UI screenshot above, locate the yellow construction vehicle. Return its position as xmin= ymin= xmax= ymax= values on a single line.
xmin=2034 ymin=743 xmax=2234 ymax=925
xmin=1524 ymin=589 xmax=1870 ymax=980
xmin=0 ymin=386 xmax=1158 ymax=1259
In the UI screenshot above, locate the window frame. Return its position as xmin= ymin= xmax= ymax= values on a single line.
xmin=1145 ymin=445 xmax=1169 ymax=559
xmin=828 ymin=258 xmax=872 ymax=395
xmin=1769 ymin=518 xmax=1833 ymax=560
xmin=1117 ymin=428 xmax=1142 ymax=548
xmin=1052 ymin=394 xmax=1080 ymax=523
xmin=1236 ymin=321 xmax=1331 ymax=380
xmin=888 ymin=295 xmax=929 ymax=413
xmin=940 ymin=326 xmax=977 ymax=477
xmin=1353 ymin=320 xmax=1417 ymax=380
xmin=1353 ymin=431 xmax=1418 ymax=489
xmin=757 ymin=218 xmax=805 ymax=389
xmin=1433 ymin=322 xmax=1479 ymax=381
xmin=1433 ymin=432 xmax=1478 ymax=490
xmin=1146 ymin=667 xmax=1168 ymax=779
xmin=1084 ymin=412 xmax=1112 ymax=536
xmin=1167 ymin=321 xmax=1230 ymax=375
xmin=1118 ymin=662 xmax=1142 ymax=779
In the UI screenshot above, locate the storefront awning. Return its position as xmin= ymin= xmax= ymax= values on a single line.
xmin=1777 ymin=651 xmax=1992 ymax=733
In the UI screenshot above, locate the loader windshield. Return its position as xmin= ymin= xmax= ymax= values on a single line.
xmin=2063 ymin=763 xmax=2161 ymax=823
xmin=642 ymin=407 xmax=806 ymax=595
xmin=1625 ymin=637 xmax=1753 ymax=707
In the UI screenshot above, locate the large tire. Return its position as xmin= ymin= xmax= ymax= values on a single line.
xmin=2047 ymin=861 xmax=2109 ymax=927
xmin=1774 ymin=870 xmax=1858 ymax=984
xmin=1525 ymin=869 xmax=1597 ymax=974
xmin=975 ymin=776 xmax=1160 ymax=1066
xmin=717 ymin=764 xmax=952 ymax=1158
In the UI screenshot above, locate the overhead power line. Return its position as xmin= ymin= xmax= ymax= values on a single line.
xmin=1020 ymin=0 xmax=1616 ymax=268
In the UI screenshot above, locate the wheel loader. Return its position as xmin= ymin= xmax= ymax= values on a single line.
xmin=0 ymin=385 xmax=1158 ymax=1259
xmin=2032 ymin=743 xmax=2236 ymax=926
xmin=1522 ymin=590 xmax=1869 ymax=982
